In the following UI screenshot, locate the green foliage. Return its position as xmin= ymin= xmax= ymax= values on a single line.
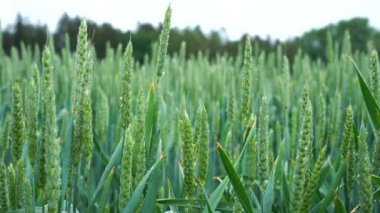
xmin=373 ymin=133 xmax=380 ymax=175
xmin=2 ymin=5 xmax=380 ymax=213
xmin=217 ymin=143 xmax=254 ymax=213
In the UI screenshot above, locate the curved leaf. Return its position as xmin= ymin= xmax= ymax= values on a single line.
xmin=217 ymin=143 xmax=254 ymax=213
xmin=88 ymin=131 xmax=125 ymax=209
xmin=348 ymin=56 xmax=380 ymax=130
xmin=122 ymin=154 xmax=165 ymax=213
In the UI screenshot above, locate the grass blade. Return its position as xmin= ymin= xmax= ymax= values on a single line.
xmin=263 ymin=157 xmax=279 ymax=213
xmin=317 ymin=161 xmax=347 ymax=213
xmin=207 ymin=120 xmax=256 ymax=211
xmin=196 ymin=178 xmax=215 ymax=213
xmin=98 ymin=167 xmax=115 ymax=211
xmin=348 ymin=56 xmax=380 ymax=130
xmin=157 ymin=199 xmax=233 ymax=211
xmin=141 ymin=139 xmax=163 ymax=212
xmin=88 ymin=132 xmax=125 ymax=209
xmin=217 ymin=143 xmax=254 ymax=213
xmin=122 ymin=154 xmax=165 ymax=213
xmin=334 ymin=196 xmax=346 ymax=213
xmin=145 ymin=84 xmax=156 ymax=164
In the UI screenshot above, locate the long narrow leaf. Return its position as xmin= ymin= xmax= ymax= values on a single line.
xmin=207 ymin=120 xmax=256 ymax=211
xmin=348 ymin=56 xmax=380 ymax=130
xmin=217 ymin=143 xmax=254 ymax=213
xmin=142 ymin=139 xmax=163 ymax=212
xmin=197 ymin=179 xmax=215 ymax=213
xmin=318 ymin=161 xmax=347 ymax=213
xmin=88 ymin=132 xmax=125 ymax=208
xmin=98 ymin=168 xmax=115 ymax=210
xmin=263 ymin=157 xmax=279 ymax=213
xmin=334 ymin=196 xmax=346 ymax=213
xmin=145 ymin=84 xmax=156 ymax=162
xmin=122 ymin=154 xmax=165 ymax=213
xmin=157 ymin=199 xmax=233 ymax=211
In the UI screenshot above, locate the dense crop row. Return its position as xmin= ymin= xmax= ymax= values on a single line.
xmin=1 ymin=5 xmax=380 ymax=213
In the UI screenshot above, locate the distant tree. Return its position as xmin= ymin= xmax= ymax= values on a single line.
xmin=1 ymin=14 xmax=380 ymax=64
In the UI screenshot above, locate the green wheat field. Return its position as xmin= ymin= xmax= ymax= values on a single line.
xmin=1 ymin=5 xmax=380 ymax=213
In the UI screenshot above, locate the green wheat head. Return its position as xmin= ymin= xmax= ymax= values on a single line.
xmin=0 ymin=115 xmax=10 ymax=161
xmin=370 ymin=49 xmax=379 ymax=102
xmin=156 ymin=5 xmax=172 ymax=79
xmin=121 ymin=40 xmax=133 ymax=129
xmin=241 ymin=36 xmax=252 ymax=126
xmin=119 ymin=127 xmax=134 ymax=210
xmin=258 ymin=96 xmax=269 ymax=190
xmin=197 ymin=104 xmax=209 ymax=186
xmin=291 ymin=96 xmax=313 ymax=213
xmin=27 ymin=64 xmax=39 ymax=166
xmin=181 ymin=111 xmax=195 ymax=198
xmin=15 ymin=159 xmax=25 ymax=209
xmin=358 ymin=125 xmax=373 ymax=213
xmin=10 ymin=83 xmax=25 ymax=165
xmin=132 ymin=93 xmax=146 ymax=188
xmin=8 ymin=164 xmax=15 ymax=210
xmin=301 ymin=145 xmax=327 ymax=211
xmin=83 ymin=90 xmax=94 ymax=169
xmin=42 ymin=46 xmax=61 ymax=213
xmin=0 ymin=161 xmax=9 ymax=211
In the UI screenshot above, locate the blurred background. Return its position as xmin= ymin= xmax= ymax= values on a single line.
xmin=1 ymin=0 xmax=380 ymax=63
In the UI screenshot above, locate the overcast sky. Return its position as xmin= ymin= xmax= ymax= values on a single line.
xmin=1 ymin=0 xmax=380 ymax=41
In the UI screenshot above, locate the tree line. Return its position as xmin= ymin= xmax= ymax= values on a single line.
xmin=2 ymin=13 xmax=380 ymax=63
